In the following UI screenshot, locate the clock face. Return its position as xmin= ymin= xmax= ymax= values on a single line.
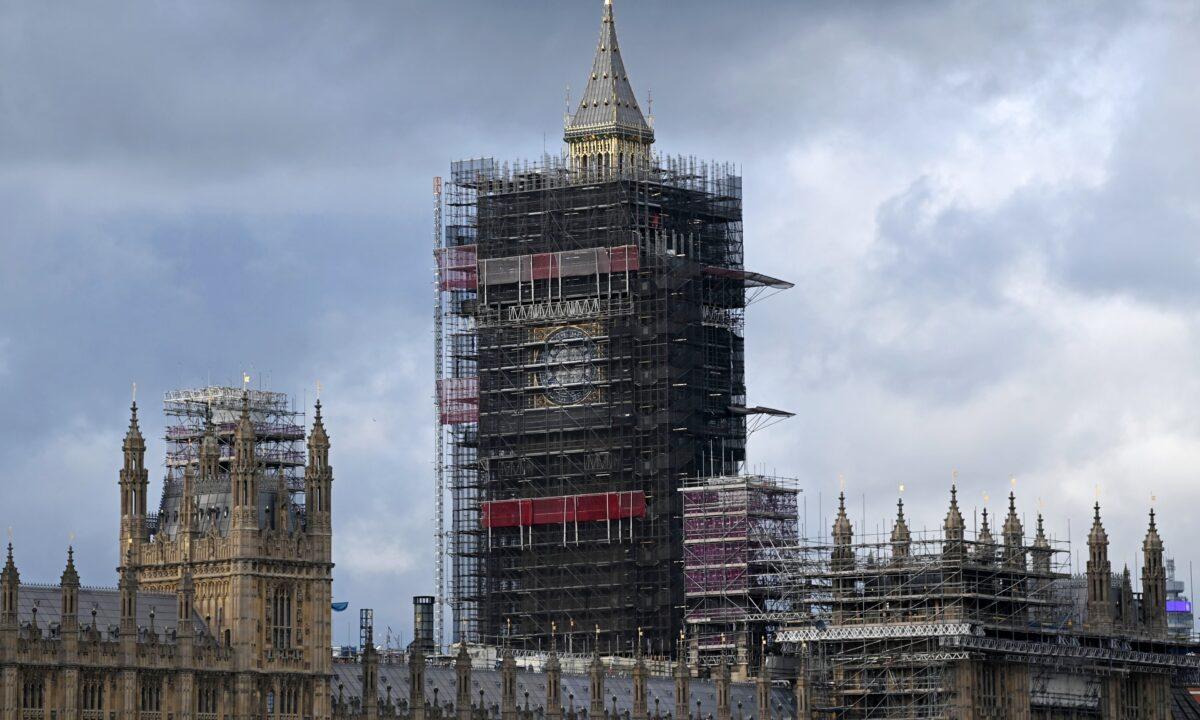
xmin=542 ymin=326 xmax=597 ymax=405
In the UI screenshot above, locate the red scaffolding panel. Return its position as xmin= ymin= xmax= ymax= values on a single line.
xmin=480 ymin=491 xmax=646 ymax=529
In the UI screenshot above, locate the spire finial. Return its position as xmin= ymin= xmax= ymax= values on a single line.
xmin=1094 ymin=501 xmax=1101 ymax=522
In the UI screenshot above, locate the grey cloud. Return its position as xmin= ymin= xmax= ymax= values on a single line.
xmin=3 ymin=0 xmax=1200 ymax=644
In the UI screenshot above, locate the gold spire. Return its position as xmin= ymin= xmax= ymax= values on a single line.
xmin=565 ymin=0 xmax=654 ymax=171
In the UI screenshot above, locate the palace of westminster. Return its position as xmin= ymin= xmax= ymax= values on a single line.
xmin=4 ymin=2 xmax=1200 ymax=720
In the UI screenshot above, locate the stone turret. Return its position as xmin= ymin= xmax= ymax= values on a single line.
xmin=974 ymin=508 xmax=996 ymax=565
xmin=716 ymin=659 xmax=731 ymax=720
xmin=547 ymin=641 xmax=564 ymax=720
xmin=230 ymin=394 xmax=259 ymax=540
xmin=1031 ymin=514 xmax=1051 ymax=576
xmin=1141 ymin=509 xmax=1167 ymax=636
xmin=632 ymin=632 xmax=648 ymax=720
xmin=198 ymin=406 xmax=220 ymax=482
xmin=1002 ymin=492 xmax=1025 ymax=569
xmin=674 ymin=633 xmax=690 ymax=720
xmin=755 ymin=645 xmax=771 ymax=720
xmin=1086 ymin=503 xmax=1113 ymax=629
xmin=306 ymin=399 xmax=333 ymax=535
xmin=589 ymin=645 xmax=606 ymax=720
xmin=943 ymin=486 xmax=965 ymax=560
xmin=1 ymin=543 xmax=19 ymax=629
xmin=1119 ymin=566 xmax=1137 ymax=630
xmin=60 ymin=547 xmax=80 ymax=633
xmin=891 ymin=498 xmax=911 ymax=561
xmin=119 ymin=401 xmax=149 ymax=553
xmin=456 ymin=643 xmax=473 ymax=720
xmin=501 ymin=647 xmax=517 ymax=720
xmin=411 ymin=646 xmax=428 ymax=720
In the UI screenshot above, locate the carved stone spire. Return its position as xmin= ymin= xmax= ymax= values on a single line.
xmin=1141 ymin=508 xmax=1167 ymax=635
xmin=118 ymin=546 xmax=138 ymax=636
xmin=832 ymin=492 xmax=853 ymax=545
xmin=60 ymin=546 xmax=80 ymax=631
xmin=180 ymin=459 xmax=198 ymax=540
xmin=565 ymin=0 xmax=654 ymax=171
xmin=632 ymin=629 xmax=648 ymax=720
xmin=715 ymin=659 xmax=732 ymax=720
xmin=943 ymin=486 xmax=965 ymax=559
xmin=1086 ymin=503 xmax=1113 ymax=629
xmin=1031 ymin=514 xmax=1051 ymax=575
xmin=1 ymin=543 xmax=19 ymax=628
xmin=674 ymin=631 xmax=690 ymax=720
xmin=456 ymin=642 xmax=473 ymax=720
xmin=891 ymin=497 xmax=911 ymax=560
xmin=231 ymin=393 xmax=258 ymax=532
xmin=177 ymin=568 xmax=195 ymax=638
xmin=1002 ymin=492 xmax=1025 ymax=569
xmin=547 ymin=636 xmax=565 ymax=720
xmin=198 ymin=405 xmax=220 ymax=482
xmin=120 ymin=400 xmax=149 ymax=550
xmin=589 ymin=643 xmax=606 ymax=719
xmin=974 ymin=508 xmax=996 ymax=565
xmin=306 ymin=400 xmax=333 ymax=534
xmin=502 ymin=646 xmax=518 ymax=720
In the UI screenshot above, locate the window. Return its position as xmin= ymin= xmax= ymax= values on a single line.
xmin=140 ymin=676 xmax=162 ymax=712
xmin=22 ymin=675 xmax=44 ymax=710
xmin=82 ymin=676 xmax=105 ymax=711
xmin=197 ymin=680 xmax=219 ymax=715
xmin=271 ymin=585 xmax=294 ymax=650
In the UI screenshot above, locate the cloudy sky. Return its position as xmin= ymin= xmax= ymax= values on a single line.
xmin=2 ymin=0 xmax=1198 ymax=645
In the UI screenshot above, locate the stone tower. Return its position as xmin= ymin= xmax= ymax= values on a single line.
xmin=1086 ymin=503 xmax=1113 ymax=630
xmin=1141 ymin=509 xmax=1167 ymax=636
xmin=127 ymin=389 xmax=334 ymax=718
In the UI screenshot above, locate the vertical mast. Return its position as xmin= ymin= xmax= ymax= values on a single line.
xmin=432 ymin=175 xmax=445 ymax=652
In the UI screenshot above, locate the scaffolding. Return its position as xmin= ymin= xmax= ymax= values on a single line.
xmin=153 ymin=386 xmax=306 ymax=539
xmin=434 ymin=154 xmax=791 ymax=652
xmin=774 ymin=503 xmax=1200 ymax=720
xmin=681 ymin=474 xmax=801 ymax=670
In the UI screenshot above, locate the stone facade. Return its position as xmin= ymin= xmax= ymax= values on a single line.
xmin=0 ymin=396 xmax=334 ymax=719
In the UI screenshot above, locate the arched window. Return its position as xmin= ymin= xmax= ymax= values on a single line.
xmin=22 ymin=674 xmax=44 ymax=710
xmin=271 ymin=586 xmax=294 ymax=649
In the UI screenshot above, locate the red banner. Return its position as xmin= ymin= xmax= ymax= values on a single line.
xmin=481 ymin=491 xmax=646 ymax=529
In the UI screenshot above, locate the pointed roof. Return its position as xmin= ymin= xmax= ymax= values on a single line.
xmin=890 ymin=498 xmax=910 ymax=544
xmin=1 ymin=543 xmax=17 ymax=585
xmin=61 ymin=546 xmax=80 ymax=588
xmin=1088 ymin=502 xmax=1108 ymax=546
xmin=310 ymin=399 xmax=329 ymax=448
xmin=1144 ymin=508 xmax=1163 ymax=552
xmin=565 ymin=0 xmax=654 ymax=143
xmin=976 ymin=508 xmax=994 ymax=555
xmin=1033 ymin=513 xmax=1050 ymax=550
xmin=832 ymin=492 xmax=853 ymax=541
xmin=944 ymin=485 xmax=964 ymax=534
xmin=235 ymin=392 xmax=255 ymax=443
xmin=124 ymin=401 xmax=145 ymax=450
xmin=1002 ymin=492 xmax=1023 ymax=540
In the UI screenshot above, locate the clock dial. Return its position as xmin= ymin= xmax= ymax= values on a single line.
xmin=542 ymin=326 xmax=597 ymax=405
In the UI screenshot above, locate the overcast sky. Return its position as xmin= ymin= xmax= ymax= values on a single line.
xmin=2 ymin=0 xmax=1199 ymax=646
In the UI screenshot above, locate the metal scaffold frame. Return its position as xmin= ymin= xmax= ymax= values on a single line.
xmin=154 ymin=386 xmax=307 ymax=539
xmin=681 ymin=474 xmax=802 ymax=670
xmin=434 ymin=153 xmax=791 ymax=652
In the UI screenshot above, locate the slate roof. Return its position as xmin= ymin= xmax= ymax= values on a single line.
xmin=565 ymin=1 xmax=653 ymax=143
xmin=16 ymin=584 xmax=210 ymax=642
xmin=332 ymin=662 xmax=795 ymax=719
